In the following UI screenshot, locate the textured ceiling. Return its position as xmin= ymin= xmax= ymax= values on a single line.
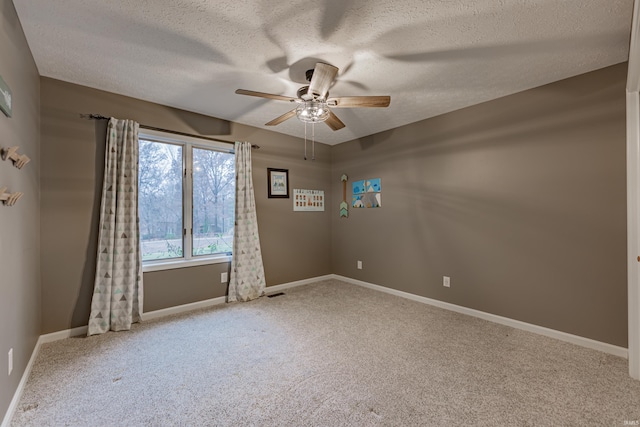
xmin=13 ymin=0 xmax=635 ymax=145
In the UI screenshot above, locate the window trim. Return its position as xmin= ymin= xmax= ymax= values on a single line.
xmin=138 ymin=129 xmax=235 ymax=272
xmin=142 ymin=254 xmax=232 ymax=272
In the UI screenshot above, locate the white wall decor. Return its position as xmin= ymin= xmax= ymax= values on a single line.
xmin=293 ymin=189 xmax=324 ymax=211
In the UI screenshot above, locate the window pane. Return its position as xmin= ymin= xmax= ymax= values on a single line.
xmin=138 ymin=140 xmax=183 ymax=261
xmin=192 ymin=147 xmax=235 ymax=256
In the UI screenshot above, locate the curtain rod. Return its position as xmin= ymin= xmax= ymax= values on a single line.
xmin=80 ymin=113 xmax=259 ymax=149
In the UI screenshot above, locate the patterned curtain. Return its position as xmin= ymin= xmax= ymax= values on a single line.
xmin=228 ymin=141 xmax=266 ymax=302
xmin=88 ymin=118 xmax=143 ymax=335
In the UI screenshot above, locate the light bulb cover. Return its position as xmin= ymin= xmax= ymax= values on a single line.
xmin=296 ymin=100 xmax=330 ymax=123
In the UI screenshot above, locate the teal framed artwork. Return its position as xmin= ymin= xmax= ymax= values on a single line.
xmin=0 ymin=75 xmax=12 ymax=118
xmin=352 ymin=178 xmax=381 ymax=208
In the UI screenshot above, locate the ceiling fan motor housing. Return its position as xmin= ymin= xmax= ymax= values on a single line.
xmin=304 ymin=69 xmax=327 ymax=99
xmin=297 ymin=86 xmax=310 ymax=99
xmin=297 ymin=85 xmax=327 ymax=101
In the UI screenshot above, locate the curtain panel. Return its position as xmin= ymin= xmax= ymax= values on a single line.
xmin=228 ymin=141 xmax=266 ymax=302
xmin=88 ymin=118 xmax=143 ymax=336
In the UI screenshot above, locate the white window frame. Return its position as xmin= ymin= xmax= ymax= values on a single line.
xmin=139 ymin=129 xmax=234 ymax=272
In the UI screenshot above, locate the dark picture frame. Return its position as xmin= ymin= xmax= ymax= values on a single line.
xmin=267 ymin=168 xmax=289 ymax=198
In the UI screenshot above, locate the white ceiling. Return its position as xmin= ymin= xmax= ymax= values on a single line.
xmin=12 ymin=0 xmax=635 ymax=145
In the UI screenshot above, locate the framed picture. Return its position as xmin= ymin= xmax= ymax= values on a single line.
xmin=0 ymin=74 xmax=12 ymax=118
xmin=267 ymin=168 xmax=289 ymax=198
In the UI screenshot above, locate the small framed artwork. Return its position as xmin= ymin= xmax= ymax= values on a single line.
xmin=293 ymin=189 xmax=325 ymax=211
xmin=267 ymin=168 xmax=289 ymax=198
xmin=0 ymin=75 xmax=12 ymax=118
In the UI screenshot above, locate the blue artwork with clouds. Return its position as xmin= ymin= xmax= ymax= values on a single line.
xmin=366 ymin=178 xmax=381 ymax=192
xmin=352 ymin=178 xmax=382 ymax=208
xmin=352 ymin=180 xmax=365 ymax=195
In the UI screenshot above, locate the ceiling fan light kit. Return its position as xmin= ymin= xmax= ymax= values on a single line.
xmin=235 ymin=62 xmax=390 ymax=158
xmin=296 ymin=100 xmax=330 ymax=123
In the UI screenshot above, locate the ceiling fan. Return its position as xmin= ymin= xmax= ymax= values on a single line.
xmin=235 ymin=62 xmax=390 ymax=131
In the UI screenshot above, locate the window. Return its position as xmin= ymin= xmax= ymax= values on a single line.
xmin=138 ymin=129 xmax=235 ymax=271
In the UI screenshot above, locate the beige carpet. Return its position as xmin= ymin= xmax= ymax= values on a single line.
xmin=10 ymin=279 xmax=640 ymax=426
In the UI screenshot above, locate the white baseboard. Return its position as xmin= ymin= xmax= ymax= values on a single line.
xmin=142 ymin=274 xmax=335 ymax=321
xmin=332 ymin=274 xmax=629 ymax=359
xmin=1 ymin=336 xmax=40 ymax=427
xmin=142 ymin=296 xmax=227 ymax=321
xmin=265 ymin=274 xmax=334 ymax=294
xmin=39 ymin=325 xmax=88 ymax=343
xmin=1 ymin=326 xmax=90 ymax=427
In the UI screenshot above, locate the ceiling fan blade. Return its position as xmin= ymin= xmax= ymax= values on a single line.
xmin=235 ymin=89 xmax=296 ymax=102
xmin=265 ymin=109 xmax=297 ymax=126
xmin=327 ymin=96 xmax=391 ymax=108
xmin=308 ymin=63 xmax=338 ymax=99
xmin=325 ymin=110 xmax=345 ymax=131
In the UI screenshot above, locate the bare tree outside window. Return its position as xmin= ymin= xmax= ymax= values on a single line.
xmin=139 ymin=140 xmax=183 ymax=260
xmin=192 ymin=147 xmax=235 ymax=256
xmin=138 ymin=136 xmax=235 ymax=263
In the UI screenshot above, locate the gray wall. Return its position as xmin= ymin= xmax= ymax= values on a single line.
xmin=0 ymin=0 xmax=41 ymax=419
xmin=331 ymin=63 xmax=628 ymax=347
xmin=40 ymin=77 xmax=331 ymax=333
xmin=0 ymin=14 xmax=630 ymax=418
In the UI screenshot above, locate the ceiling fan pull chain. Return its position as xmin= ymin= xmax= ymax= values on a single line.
xmin=304 ymin=121 xmax=307 ymax=160
xmin=312 ymin=122 xmax=315 ymax=161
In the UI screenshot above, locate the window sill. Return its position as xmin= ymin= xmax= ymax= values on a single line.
xmin=143 ymin=255 xmax=232 ymax=273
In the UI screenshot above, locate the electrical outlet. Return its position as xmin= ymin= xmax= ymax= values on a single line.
xmin=8 ymin=348 xmax=13 ymax=376
xmin=443 ymin=276 xmax=450 ymax=288
xmin=221 ymin=272 xmax=228 ymax=283
xmin=357 ymin=260 xmax=363 ymax=270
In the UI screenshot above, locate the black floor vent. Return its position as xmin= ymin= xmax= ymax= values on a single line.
xmin=267 ymin=292 xmax=285 ymax=298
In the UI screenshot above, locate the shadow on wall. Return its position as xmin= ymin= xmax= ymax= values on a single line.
xmin=72 ymin=121 xmax=108 ymax=329
xmin=357 ymin=128 xmax=395 ymax=151
xmin=349 ymin=74 xmax=622 ymax=166
xmin=172 ymin=109 xmax=231 ymax=136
